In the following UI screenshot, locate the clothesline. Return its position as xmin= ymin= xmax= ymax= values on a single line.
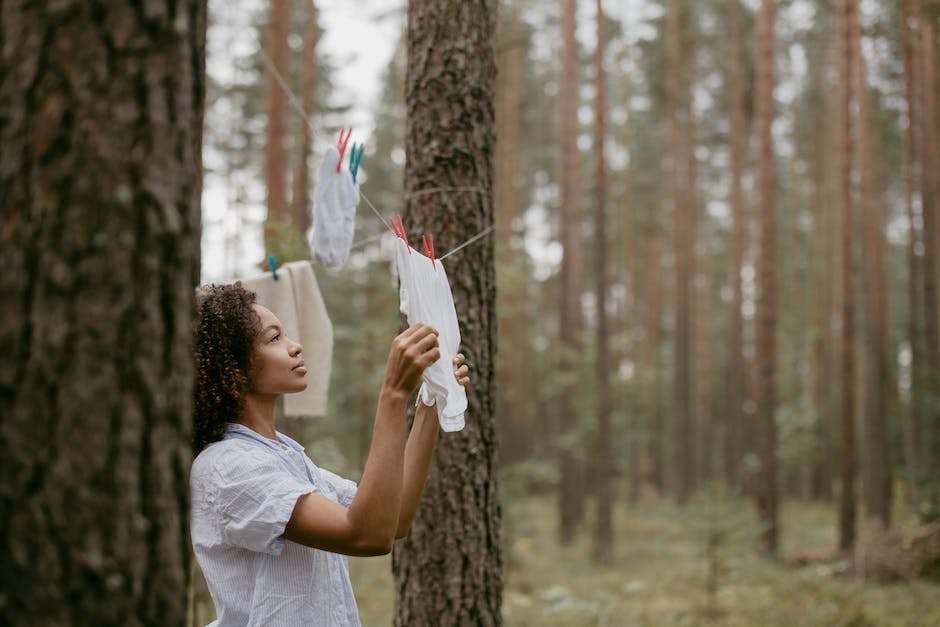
xmin=259 ymin=49 xmax=494 ymax=262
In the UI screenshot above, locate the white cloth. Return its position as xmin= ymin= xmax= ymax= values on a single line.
xmin=191 ymin=423 xmax=360 ymax=626
xmin=239 ymin=261 xmax=332 ymax=417
xmin=395 ymin=238 xmax=466 ymax=432
xmin=308 ymin=145 xmax=360 ymax=267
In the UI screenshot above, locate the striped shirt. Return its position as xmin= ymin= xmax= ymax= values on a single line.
xmin=190 ymin=423 xmax=360 ymax=626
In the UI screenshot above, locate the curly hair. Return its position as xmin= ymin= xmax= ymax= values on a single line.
xmin=192 ymin=282 xmax=261 ymax=455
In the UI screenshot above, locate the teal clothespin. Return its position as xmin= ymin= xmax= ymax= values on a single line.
xmin=267 ymin=254 xmax=279 ymax=281
xmin=349 ymin=142 xmax=365 ymax=183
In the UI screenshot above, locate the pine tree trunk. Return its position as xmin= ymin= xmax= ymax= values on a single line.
xmin=292 ymin=0 xmax=318 ymax=234
xmin=851 ymin=0 xmax=891 ymax=528
xmin=754 ymin=0 xmax=779 ymax=554
xmin=901 ymin=0 xmax=925 ymax=502
xmin=725 ymin=0 xmax=748 ymax=490
xmin=495 ymin=0 xmax=529 ymax=463
xmin=838 ymin=0 xmax=858 ymax=552
xmin=914 ymin=0 xmax=940 ymax=514
xmin=592 ymin=0 xmax=613 ymax=563
xmin=619 ymin=56 xmax=641 ymax=504
xmin=558 ymin=0 xmax=586 ymax=542
xmin=392 ymin=1 xmax=501 ymax=624
xmin=645 ymin=207 xmax=665 ymax=494
xmin=667 ymin=0 xmax=693 ymax=506
xmin=0 ymin=1 xmax=206 ymax=623
xmin=264 ymin=0 xmax=290 ymax=246
xmin=811 ymin=28 xmax=844 ymax=503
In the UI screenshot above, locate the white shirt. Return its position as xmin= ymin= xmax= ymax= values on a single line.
xmin=190 ymin=423 xmax=360 ymax=626
xmin=395 ymin=238 xmax=467 ymax=431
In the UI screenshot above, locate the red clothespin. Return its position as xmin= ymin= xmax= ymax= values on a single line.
xmin=422 ymin=234 xmax=436 ymax=271
xmin=396 ymin=215 xmax=411 ymax=254
xmin=336 ymin=127 xmax=352 ymax=173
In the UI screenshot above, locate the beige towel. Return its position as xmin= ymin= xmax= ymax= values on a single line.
xmin=239 ymin=261 xmax=332 ymax=417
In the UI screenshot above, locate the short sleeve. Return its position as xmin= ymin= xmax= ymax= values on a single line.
xmin=317 ymin=467 xmax=358 ymax=508
xmin=214 ymin=451 xmax=315 ymax=555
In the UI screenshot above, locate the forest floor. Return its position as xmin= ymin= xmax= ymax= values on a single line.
xmin=349 ymin=491 xmax=940 ymax=626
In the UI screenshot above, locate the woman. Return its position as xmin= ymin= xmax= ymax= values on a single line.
xmin=189 ymin=283 xmax=469 ymax=626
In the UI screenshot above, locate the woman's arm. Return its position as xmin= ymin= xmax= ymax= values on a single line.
xmin=395 ymin=354 xmax=469 ymax=538
xmin=283 ymin=324 xmax=439 ymax=556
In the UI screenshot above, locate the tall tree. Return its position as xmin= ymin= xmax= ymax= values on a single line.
xmin=725 ymin=0 xmax=748 ymax=491
xmin=558 ymin=0 xmax=587 ymax=541
xmin=494 ymin=0 xmax=530 ymax=462
xmin=264 ymin=0 xmax=290 ymax=247
xmin=901 ymin=0 xmax=925 ymax=500
xmin=291 ymin=0 xmax=318 ymax=234
xmin=754 ymin=0 xmax=779 ymax=553
xmin=808 ymin=9 xmax=839 ymax=503
xmin=392 ymin=1 xmax=502 ymax=624
xmin=592 ymin=0 xmax=613 ymax=563
xmin=667 ymin=0 xmax=694 ymax=506
xmin=838 ymin=0 xmax=858 ymax=552
xmin=851 ymin=0 xmax=892 ymax=528
xmin=0 ymin=1 xmax=206 ymax=623
xmin=912 ymin=0 xmax=940 ymax=518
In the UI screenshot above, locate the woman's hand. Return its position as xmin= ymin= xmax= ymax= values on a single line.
xmin=453 ymin=353 xmax=470 ymax=389
xmin=382 ymin=323 xmax=440 ymax=398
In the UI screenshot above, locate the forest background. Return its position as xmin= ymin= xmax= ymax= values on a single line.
xmin=196 ymin=0 xmax=940 ymax=623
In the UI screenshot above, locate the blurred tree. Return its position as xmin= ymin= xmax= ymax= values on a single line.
xmin=667 ymin=0 xmax=695 ymax=506
xmin=901 ymin=0 xmax=926 ymax=505
xmin=291 ymin=0 xmax=319 ymax=234
xmin=851 ymin=0 xmax=892 ymax=529
xmin=264 ymin=0 xmax=291 ymax=237
xmin=754 ymin=0 xmax=779 ymax=554
xmin=391 ymin=0 xmax=502 ymax=624
xmin=592 ymin=0 xmax=613 ymax=563
xmin=558 ymin=0 xmax=587 ymax=542
xmin=724 ymin=0 xmax=749 ymax=492
xmin=0 ymin=1 xmax=205 ymax=623
xmin=806 ymin=1 xmax=837 ymax=503
xmin=837 ymin=0 xmax=858 ymax=553
xmin=911 ymin=0 xmax=940 ymax=522
xmin=494 ymin=0 xmax=531 ymax=464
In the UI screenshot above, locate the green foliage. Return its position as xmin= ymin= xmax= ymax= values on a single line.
xmin=687 ymin=483 xmax=764 ymax=618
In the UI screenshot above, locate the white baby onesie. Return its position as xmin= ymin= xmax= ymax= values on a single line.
xmin=308 ymin=145 xmax=360 ymax=267
xmin=395 ymin=238 xmax=467 ymax=432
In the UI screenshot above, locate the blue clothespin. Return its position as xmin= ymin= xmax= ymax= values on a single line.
xmin=349 ymin=142 xmax=365 ymax=183
xmin=267 ymin=254 xmax=279 ymax=281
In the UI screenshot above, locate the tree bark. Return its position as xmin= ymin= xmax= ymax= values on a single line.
xmin=901 ymin=0 xmax=925 ymax=502
xmin=838 ymin=0 xmax=858 ymax=553
xmin=0 ymin=1 xmax=206 ymax=623
xmin=494 ymin=0 xmax=529 ymax=463
xmin=392 ymin=1 xmax=501 ymax=624
xmin=754 ymin=0 xmax=779 ymax=554
xmin=725 ymin=0 xmax=748 ymax=491
xmin=264 ymin=0 xmax=290 ymax=246
xmin=667 ymin=0 xmax=693 ymax=506
xmin=292 ymin=0 xmax=318 ymax=235
xmin=913 ymin=0 xmax=940 ymax=515
xmin=592 ymin=0 xmax=613 ymax=563
xmin=851 ymin=0 xmax=891 ymax=528
xmin=558 ymin=0 xmax=586 ymax=542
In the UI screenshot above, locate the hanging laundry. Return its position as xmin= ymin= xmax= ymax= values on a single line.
xmin=308 ymin=144 xmax=360 ymax=267
xmin=240 ymin=260 xmax=333 ymax=417
xmin=395 ymin=236 xmax=467 ymax=432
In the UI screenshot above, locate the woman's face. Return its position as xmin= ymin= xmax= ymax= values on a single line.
xmin=248 ymin=304 xmax=308 ymax=395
